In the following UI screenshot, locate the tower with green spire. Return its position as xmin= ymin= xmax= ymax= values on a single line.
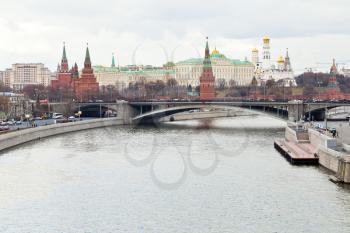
xmin=199 ymin=37 xmax=216 ymax=101
xmin=60 ymin=42 xmax=69 ymax=72
xmin=75 ymin=43 xmax=99 ymax=102
xmin=82 ymin=43 xmax=93 ymax=75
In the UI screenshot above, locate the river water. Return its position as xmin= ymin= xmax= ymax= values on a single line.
xmin=0 ymin=116 xmax=349 ymax=233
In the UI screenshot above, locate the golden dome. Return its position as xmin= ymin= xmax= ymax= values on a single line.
xmin=277 ymin=55 xmax=285 ymax=64
xmin=211 ymin=48 xmax=220 ymax=55
xmin=263 ymin=35 xmax=270 ymax=43
xmin=252 ymin=47 xmax=258 ymax=53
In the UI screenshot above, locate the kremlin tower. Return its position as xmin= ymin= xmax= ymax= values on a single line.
xmin=51 ymin=43 xmax=99 ymax=102
xmin=262 ymin=36 xmax=271 ymax=70
xmin=199 ymin=38 xmax=216 ymax=101
xmin=330 ymin=58 xmax=338 ymax=75
xmin=74 ymin=45 xmax=99 ymax=101
xmin=51 ymin=43 xmax=74 ymax=90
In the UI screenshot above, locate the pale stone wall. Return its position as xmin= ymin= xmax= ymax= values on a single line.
xmin=0 ymin=117 xmax=124 ymax=152
xmin=285 ymin=126 xmax=298 ymax=143
xmin=308 ymin=128 xmax=337 ymax=149
xmin=318 ymin=146 xmax=342 ymax=173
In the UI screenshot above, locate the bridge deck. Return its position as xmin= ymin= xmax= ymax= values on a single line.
xmin=274 ymin=139 xmax=318 ymax=165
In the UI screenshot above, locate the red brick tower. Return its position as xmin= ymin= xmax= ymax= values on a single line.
xmin=199 ymin=38 xmax=215 ymax=101
xmin=74 ymin=45 xmax=99 ymax=102
xmin=51 ymin=43 xmax=73 ymax=89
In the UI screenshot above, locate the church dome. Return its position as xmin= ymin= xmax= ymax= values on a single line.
xmin=263 ymin=35 xmax=270 ymax=43
xmin=277 ymin=55 xmax=285 ymax=64
xmin=252 ymin=47 xmax=258 ymax=53
xmin=211 ymin=48 xmax=220 ymax=55
xmin=210 ymin=48 xmax=226 ymax=59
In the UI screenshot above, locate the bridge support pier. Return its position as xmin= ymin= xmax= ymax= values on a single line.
xmin=287 ymin=101 xmax=305 ymax=122
xmin=117 ymin=101 xmax=137 ymax=124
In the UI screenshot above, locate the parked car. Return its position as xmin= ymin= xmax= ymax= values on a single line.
xmin=33 ymin=116 xmax=42 ymax=120
xmin=68 ymin=116 xmax=76 ymax=122
xmin=52 ymin=113 xmax=64 ymax=119
xmin=6 ymin=121 xmax=14 ymax=125
xmin=0 ymin=125 xmax=10 ymax=131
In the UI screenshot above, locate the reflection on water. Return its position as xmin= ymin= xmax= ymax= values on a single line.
xmin=0 ymin=115 xmax=349 ymax=233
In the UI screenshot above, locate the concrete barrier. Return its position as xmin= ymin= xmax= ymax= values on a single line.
xmin=308 ymin=128 xmax=337 ymax=149
xmin=318 ymin=146 xmax=342 ymax=173
xmin=0 ymin=117 xmax=124 ymax=152
xmin=285 ymin=126 xmax=298 ymax=143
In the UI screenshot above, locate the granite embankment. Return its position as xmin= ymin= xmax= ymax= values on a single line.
xmin=0 ymin=117 xmax=124 ymax=152
xmin=276 ymin=123 xmax=350 ymax=183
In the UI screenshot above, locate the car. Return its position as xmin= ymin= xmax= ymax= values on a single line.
xmin=15 ymin=121 xmax=22 ymax=125
xmin=52 ymin=113 xmax=64 ymax=119
xmin=33 ymin=117 xmax=42 ymax=120
xmin=0 ymin=125 xmax=9 ymax=131
xmin=68 ymin=116 xmax=76 ymax=122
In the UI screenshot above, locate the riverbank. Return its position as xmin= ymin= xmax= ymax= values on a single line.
xmin=0 ymin=117 xmax=124 ymax=152
xmin=275 ymin=123 xmax=350 ymax=183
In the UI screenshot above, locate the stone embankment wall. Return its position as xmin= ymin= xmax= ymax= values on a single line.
xmin=0 ymin=118 xmax=124 ymax=152
xmin=307 ymin=128 xmax=350 ymax=183
xmin=308 ymin=128 xmax=337 ymax=149
xmin=318 ymin=146 xmax=342 ymax=173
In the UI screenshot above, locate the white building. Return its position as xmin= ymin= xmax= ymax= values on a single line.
xmin=252 ymin=36 xmax=295 ymax=86
xmin=3 ymin=63 xmax=52 ymax=90
xmin=340 ymin=67 xmax=350 ymax=77
xmin=94 ymin=64 xmax=175 ymax=91
xmin=175 ymin=48 xmax=255 ymax=87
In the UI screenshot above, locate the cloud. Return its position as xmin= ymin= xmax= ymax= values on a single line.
xmin=0 ymin=0 xmax=349 ymax=73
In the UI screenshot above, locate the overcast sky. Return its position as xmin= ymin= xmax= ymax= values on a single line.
xmin=0 ymin=0 xmax=349 ymax=73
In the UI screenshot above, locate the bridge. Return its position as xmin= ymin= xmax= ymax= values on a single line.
xmin=49 ymin=101 xmax=350 ymax=124
xmin=128 ymin=101 xmax=350 ymax=124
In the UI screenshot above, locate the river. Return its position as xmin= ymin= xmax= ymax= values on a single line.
xmin=0 ymin=115 xmax=349 ymax=233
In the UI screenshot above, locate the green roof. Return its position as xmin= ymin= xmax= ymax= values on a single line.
xmin=176 ymin=55 xmax=253 ymax=65
xmin=93 ymin=65 xmax=119 ymax=73
xmin=93 ymin=65 xmax=175 ymax=74
xmin=176 ymin=56 xmax=253 ymax=66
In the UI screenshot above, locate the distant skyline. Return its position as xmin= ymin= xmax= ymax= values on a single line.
xmin=0 ymin=0 xmax=350 ymax=73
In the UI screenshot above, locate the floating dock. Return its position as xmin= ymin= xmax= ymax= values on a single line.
xmin=274 ymin=139 xmax=319 ymax=165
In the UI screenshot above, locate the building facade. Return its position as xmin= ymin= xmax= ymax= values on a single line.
xmin=3 ymin=63 xmax=52 ymax=90
xmin=0 ymin=92 xmax=33 ymax=120
xmin=94 ymin=64 xmax=175 ymax=91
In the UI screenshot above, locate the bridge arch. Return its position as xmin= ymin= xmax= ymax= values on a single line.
xmin=74 ymin=103 xmax=118 ymax=118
